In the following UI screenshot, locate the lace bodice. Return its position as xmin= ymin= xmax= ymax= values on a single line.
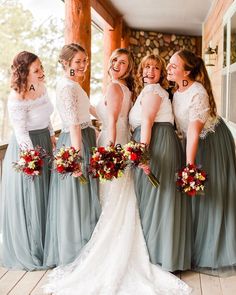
xmin=129 ymin=83 xmax=174 ymax=129
xmin=96 ymin=80 xmax=132 ymax=145
xmin=173 ymin=82 xmax=219 ymax=138
xmin=8 ymin=91 xmax=54 ymax=149
xmin=56 ymin=77 xmax=91 ymax=133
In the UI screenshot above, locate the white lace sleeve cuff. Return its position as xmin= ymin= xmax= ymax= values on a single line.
xmin=189 ymin=93 xmax=210 ymax=123
xmin=59 ymin=85 xmax=81 ymax=125
xmin=142 ymin=84 xmax=167 ymax=100
xmin=8 ymin=101 xmax=33 ymax=149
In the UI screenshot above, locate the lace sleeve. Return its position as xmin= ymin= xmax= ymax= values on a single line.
xmin=142 ymin=84 xmax=167 ymax=100
xmin=8 ymin=101 xmax=33 ymax=149
xmin=58 ymin=85 xmax=80 ymax=125
xmin=189 ymin=92 xmax=210 ymax=123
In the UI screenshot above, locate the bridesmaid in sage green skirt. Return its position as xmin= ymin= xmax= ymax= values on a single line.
xmin=167 ymin=49 xmax=236 ymax=275
xmin=2 ymin=51 xmax=55 ymax=270
xmin=129 ymin=54 xmax=192 ymax=272
xmin=43 ymin=44 xmax=101 ymax=267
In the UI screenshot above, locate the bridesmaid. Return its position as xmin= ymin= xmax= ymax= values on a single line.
xmin=44 ymin=43 xmax=101 ymax=267
xmin=2 ymin=51 xmax=55 ymax=270
xmin=167 ymin=49 xmax=236 ymax=275
xmin=129 ymin=54 xmax=191 ymax=272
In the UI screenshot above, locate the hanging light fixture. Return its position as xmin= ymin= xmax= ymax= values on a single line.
xmin=204 ymin=45 xmax=218 ymax=66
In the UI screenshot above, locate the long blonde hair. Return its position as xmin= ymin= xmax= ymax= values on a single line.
xmin=136 ymin=54 xmax=169 ymax=97
xmin=177 ymin=49 xmax=217 ymax=117
xmin=108 ymin=48 xmax=135 ymax=93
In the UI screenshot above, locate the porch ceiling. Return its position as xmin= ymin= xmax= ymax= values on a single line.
xmin=104 ymin=0 xmax=214 ymax=36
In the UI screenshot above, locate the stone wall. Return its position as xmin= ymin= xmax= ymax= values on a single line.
xmin=128 ymin=29 xmax=202 ymax=68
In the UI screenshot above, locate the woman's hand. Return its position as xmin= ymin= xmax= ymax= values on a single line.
xmin=50 ymin=135 xmax=56 ymax=151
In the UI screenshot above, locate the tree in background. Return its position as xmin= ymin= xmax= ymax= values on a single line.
xmin=0 ymin=0 xmax=104 ymax=143
xmin=0 ymin=0 xmax=64 ymax=142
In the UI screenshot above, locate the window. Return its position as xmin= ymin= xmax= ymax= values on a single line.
xmin=222 ymin=2 xmax=236 ymax=130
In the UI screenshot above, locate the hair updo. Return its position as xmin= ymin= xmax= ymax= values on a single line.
xmin=58 ymin=43 xmax=87 ymax=70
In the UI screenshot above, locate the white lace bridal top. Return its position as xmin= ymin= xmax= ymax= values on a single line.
xmin=8 ymin=91 xmax=54 ymax=149
xmin=129 ymin=83 xmax=174 ymax=129
xmin=56 ymin=77 xmax=91 ymax=133
xmin=173 ymin=81 xmax=219 ymax=139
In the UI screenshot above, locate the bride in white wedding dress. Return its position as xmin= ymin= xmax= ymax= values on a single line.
xmin=43 ymin=48 xmax=192 ymax=295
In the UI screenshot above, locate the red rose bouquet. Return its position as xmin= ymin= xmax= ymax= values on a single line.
xmin=54 ymin=146 xmax=87 ymax=184
xmin=176 ymin=163 xmax=207 ymax=196
xmin=122 ymin=141 xmax=159 ymax=187
xmin=89 ymin=144 xmax=127 ymax=182
xmin=12 ymin=146 xmax=47 ymax=179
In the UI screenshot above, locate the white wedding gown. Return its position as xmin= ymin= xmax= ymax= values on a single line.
xmin=43 ymin=81 xmax=192 ymax=295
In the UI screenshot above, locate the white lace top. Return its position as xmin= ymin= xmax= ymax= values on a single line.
xmin=129 ymin=83 xmax=174 ymax=129
xmin=56 ymin=77 xmax=91 ymax=133
xmin=8 ymin=91 xmax=54 ymax=149
xmin=173 ymin=81 xmax=219 ymax=138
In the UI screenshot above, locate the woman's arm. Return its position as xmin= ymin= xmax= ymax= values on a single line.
xmin=186 ymin=120 xmax=204 ymax=164
xmin=69 ymin=124 xmax=83 ymax=153
xmin=89 ymin=105 xmax=98 ymax=119
xmin=106 ymin=83 xmax=123 ymax=145
xmin=140 ymin=92 xmax=162 ymax=145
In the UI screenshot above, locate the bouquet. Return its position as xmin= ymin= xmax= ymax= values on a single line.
xmin=176 ymin=164 xmax=207 ymax=196
xmin=122 ymin=141 xmax=159 ymax=187
xmin=12 ymin=146 xmax=47 ymax=179
xmin=54 ymin=146 xmax=87 ymax=184
xmin=89 ymin=144 xmax=127 ymax=182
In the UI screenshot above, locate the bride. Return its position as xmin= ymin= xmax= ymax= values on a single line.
xmin=43 ymin=48 xmax=192 ymax=295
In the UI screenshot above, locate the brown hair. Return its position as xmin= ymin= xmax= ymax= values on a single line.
xmin=177 ymin=49 xmax=217 ymax=117
xmin=136 ymin=54 xmax=169 ymax=96
xmin=59 ymin=43 xmax=87 ymax=69
xmin=10 ymin=51 xmax=38 ymax=95
xmin=108 ymin=48 xmax=135 ymax=93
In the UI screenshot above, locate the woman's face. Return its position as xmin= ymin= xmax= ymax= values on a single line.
xmin=65 ymin=51 xmax=88 ymax=80
xmin=27 ymin=58 xmax=45 ymax=89
xmin=110 ymin=53 xmax=129 ymax=80
xmin=166 ymin=53 xmax=187 ymax=85
xmin=142 ymin=59 xmax=161 ymax=84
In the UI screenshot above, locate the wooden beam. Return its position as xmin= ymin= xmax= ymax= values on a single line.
xmin=91 ymin=0 xmax=115 ymax=29
xmin=64 ymin=0 xmax=91 ymax=95
xmin=103 ymin=16 xmax=123 ymax=91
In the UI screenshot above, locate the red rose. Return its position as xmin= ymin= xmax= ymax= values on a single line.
xmin=62 ymin=151 xmax=70 ymax=160
xmin=98 ymin=147 xmax=105 ymax=153
xmin=130 ymin=152 xmax=138 ymax=161
xmin=57 ymin=165 xmax=65 ymax=173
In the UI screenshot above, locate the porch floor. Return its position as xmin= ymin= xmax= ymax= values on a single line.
xmin=1 ymin=267 xmax=236 ymax=294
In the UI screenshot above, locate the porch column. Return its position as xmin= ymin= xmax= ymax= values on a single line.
xmin=103 ymin=16 xmax=123 ymax=91
xmin=65 ymin=0 xmax=91 ymax=95
xmin=121 ymin=26 xmax=130 ymax=48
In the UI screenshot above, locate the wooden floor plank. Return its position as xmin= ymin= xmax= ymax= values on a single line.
xmin=200 ymin=273 xmax=222 ymax=295
xmin=0 ymin=269 xmax=236 ymax=295
xmin=220 ymin=275 xmax=236 ymax=295
xmin=9 ymin=270 xmax=46 ymax=295
xmin=181 ymin=271 xmax=202 ymax=295
xmin=30 ymin=270 xmax=52 ymax=295
xmin=0 ymin=270 xmax=26 ymax=295
xmin=0 ymin=267 xmax=8 ymax=279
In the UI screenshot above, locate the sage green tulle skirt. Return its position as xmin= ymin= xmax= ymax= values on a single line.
xmin=2 ymin=128 xmax=52 ymax=270
xmin=191 ymin=118 xmax=236 ymax=275
xmin=43 ymin=127 xmax=101 ymax=267
xmin=132 ymin=122 xmax=192 ymax=272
